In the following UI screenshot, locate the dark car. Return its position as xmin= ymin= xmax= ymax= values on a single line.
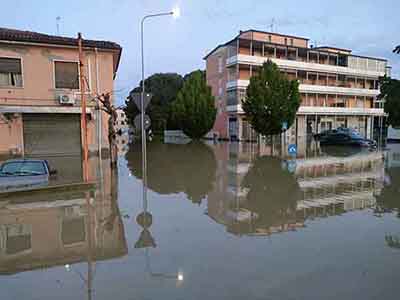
xmin=319 ymin=130 xmax=376 ymax=148
xmin=0 ymin=159 xmax=55 ymax=193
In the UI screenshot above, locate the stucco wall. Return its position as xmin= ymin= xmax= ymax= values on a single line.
xmin=206 ymin=47 xmax=229 ymax=139
xmin=0 ymin=42 xmax=118 ymax=154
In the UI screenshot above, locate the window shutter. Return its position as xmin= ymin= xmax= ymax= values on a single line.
xmin=0 ymin=58 xmax=21 ymax=74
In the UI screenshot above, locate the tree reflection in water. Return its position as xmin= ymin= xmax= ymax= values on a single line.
xmin=376 ymin=167 xmax=400 ymax=217
xmin=236 ymin=156 xmax=302 ymax=235
xmin=125 ymin=141 xmax=216 ymax=204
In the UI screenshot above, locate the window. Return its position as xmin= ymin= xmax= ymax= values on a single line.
xmin=0 ymin=57 xmax=23 ymax=87
xmin=0 ymin=161 xmax=47 ymax=176
xmin=218 ymin=56 xmax=223 ymax=73
xmin=290 ymin=39 xmax=294 ymax=46
xmin=284 ymin=38 xmax=287 ymax=45
xmin=3 ymin=224 xmax=32 ymax=255
xmin=62 ymin=217 xmax=86 ymax=245
xmin=268 ymin=35 xmax=272 ymax=43
xmin=54 ymin=61 xmax=79 ymax=89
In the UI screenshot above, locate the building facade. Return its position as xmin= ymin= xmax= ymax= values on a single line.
xmin=0 ymin=27 xmax=121 ymax=156
xmin=205 ymin=30 xmax=390 ymax=141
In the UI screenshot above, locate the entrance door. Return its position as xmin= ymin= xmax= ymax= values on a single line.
xmin=23 ymin=114 xmax=81 ymax=156
xmin=228 ymin=117 xmax=238 ymax=140
xmin=23 ymin=114 xmax=83 ymax=183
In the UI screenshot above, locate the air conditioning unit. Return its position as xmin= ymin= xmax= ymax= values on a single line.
xmin=58 ymin=93 xmax=75 ymax=105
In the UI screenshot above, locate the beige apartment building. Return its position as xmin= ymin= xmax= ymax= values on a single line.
xmin=0 ymin=27 xmax=121 ymax=156
xmin=205 ymin=29 xmax=390 ymax=141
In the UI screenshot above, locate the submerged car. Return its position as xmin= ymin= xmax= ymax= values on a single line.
xmin=319 ymin=130 xmax=376 ymax=148
xmin=0 ymin=159 xmax=55 ymax=193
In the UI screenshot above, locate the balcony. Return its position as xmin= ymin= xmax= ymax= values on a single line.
xmin=226 ymin=103 xmax=385 ymax=116
xmin=226 ymin=55 xmax=386 ymax=78
xmin=226 ymin=79 xmax=380 ymax=97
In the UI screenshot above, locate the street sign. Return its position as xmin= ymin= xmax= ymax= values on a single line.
xmin=282 ymin=121 xmax=288 ymax=131
xmin=129 ymin=92 xmax=152 ymax=112
xmin=134 ymin=114 xmax=151 ymax=130
xmin=288 ymin=143 xmax=297 ymax=156
xmin=286 ymin=159 xmax=297 ymax=173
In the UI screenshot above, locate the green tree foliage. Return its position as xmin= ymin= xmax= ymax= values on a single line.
xmin=125 ymin=73 xmax=184 ymax=132
xmin=242 ymin=60 xmax=301 ymax=136
xmin=171 ymin=70 xmax=216 ymax=139
xmin=379 ymin=76 xmax=400 ymax=128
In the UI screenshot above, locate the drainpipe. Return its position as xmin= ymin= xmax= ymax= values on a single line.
xmin=95 ymin=47 xmax=102 ymax=154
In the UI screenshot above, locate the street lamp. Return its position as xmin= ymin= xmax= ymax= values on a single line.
xmin=140 ymin=7 xmax=180 ymax=218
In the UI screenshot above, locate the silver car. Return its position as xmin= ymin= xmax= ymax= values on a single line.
xmin=0 ymin=159 xmax=54 ymax=193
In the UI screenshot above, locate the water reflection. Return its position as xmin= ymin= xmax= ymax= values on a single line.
xmin=206 ymin=142 xmax=386 ymax=236
xmin=125 ymin=141 xmax=216 ymax=204
xmin=0 ymin=156 xmax=127 ymax=299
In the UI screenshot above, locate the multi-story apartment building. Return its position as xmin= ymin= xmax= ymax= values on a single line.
xmin=0 ymin=27 xmax=121 ymax=156
xmin=205 ymin=29 xmax=390 ymax=141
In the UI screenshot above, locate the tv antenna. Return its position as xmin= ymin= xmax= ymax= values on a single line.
xmin=269 ymin=18 xmax=275 ymax=32
xmin=56 ymin=16 xmax=61 ymax=35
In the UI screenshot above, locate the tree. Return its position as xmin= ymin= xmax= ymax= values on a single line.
xmin=242 ymin=60 xmax=301 ymax=136
xmin=125 ymin=73 xmax=184 ymax=133
xmin=171 ymin=70 xmax=216 ymax=139
xmin=95 ymin=93 xmax=118 ymax=166
xmin=378 ymin=76 xmax=400 ymax=128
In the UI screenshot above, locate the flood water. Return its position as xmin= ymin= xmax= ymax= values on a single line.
xmin=1 ymin=141 xmax=400 ymax=300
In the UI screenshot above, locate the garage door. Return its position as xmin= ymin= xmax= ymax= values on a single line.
xmin=23 ymin=114 xmax=82 ymax=156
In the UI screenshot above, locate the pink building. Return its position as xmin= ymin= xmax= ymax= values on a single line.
xmin=205 ymin=29 xmax=390 ymax=141
xmin=0 ymin=27 xmax=121 ymax=156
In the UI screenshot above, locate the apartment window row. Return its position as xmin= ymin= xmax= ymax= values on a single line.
xmin=229 ymin=65 xmax=379 ymax=90
xmin=0 ymin=57 xmax=80 ymax=90
xmin=301 ymin=93 xmax=375 ymax=108
xmin=229 ymin=40 xmax=387 ymax=72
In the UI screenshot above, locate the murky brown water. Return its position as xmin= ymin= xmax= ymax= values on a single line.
xmin=1 ymin=141 xmax=400 ymax=300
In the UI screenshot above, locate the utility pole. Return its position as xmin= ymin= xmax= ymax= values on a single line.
xmin=78 ymin=32 xmax=89 ymax=182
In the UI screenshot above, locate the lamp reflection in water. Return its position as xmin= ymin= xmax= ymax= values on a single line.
xmin=134 ymin=138 xmax=184 ymax=285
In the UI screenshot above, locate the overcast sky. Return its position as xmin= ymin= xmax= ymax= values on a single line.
xmin=1 ymin=0 xmax=399 ymax=105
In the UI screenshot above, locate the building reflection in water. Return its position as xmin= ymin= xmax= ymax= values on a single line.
xmin=0 ymin=155 xmax=127 ymax=298
xmin=207 ymin=139 xmax=386 ymax=237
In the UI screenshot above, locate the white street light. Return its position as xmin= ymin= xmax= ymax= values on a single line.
xmin=172 ymin=6 xmax=181 ymax=19
xmin=140 ymin=8 xmax=180 ymax=218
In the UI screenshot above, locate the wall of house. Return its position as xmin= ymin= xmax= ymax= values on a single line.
xmin=206 ymin=47 xmax=229 ymax=139
xmin=239 ymin=31 xmax=308 ymax=48
xmin=0 ymin=43 xmax=117 ymax=154
xmin=0 ymin=114 xmax=23 ymax=155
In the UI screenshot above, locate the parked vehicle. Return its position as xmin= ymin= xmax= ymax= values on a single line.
xmin=319 ymin=130 xmax=376 ymax=148
xmin=0 ymin=159 xmax=56 ymax=193
xmin=314 ymin=127 xmax=356 ymax=140
xmin=388 ymin=126 xmax=400 ymax=142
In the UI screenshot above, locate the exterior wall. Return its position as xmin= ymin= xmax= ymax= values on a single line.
xmin=0 ymin=156 xmax=127 ymax=274
xmin=0 ymin=114 xmax=23 ymax=155
xmin=0 ymin=42 xmax=118 ymax=154
xmin=239 ymin=31 xmax=308 ymax=48
xmin=206 ymin=46 xmax=229 ymax=139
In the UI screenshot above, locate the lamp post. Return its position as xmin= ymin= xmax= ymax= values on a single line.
xmin=140 ymin=7 xmax=180 ymax=214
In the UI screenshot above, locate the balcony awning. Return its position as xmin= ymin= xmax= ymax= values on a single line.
xmin=0 ymin=105 xmax=92 ymax=114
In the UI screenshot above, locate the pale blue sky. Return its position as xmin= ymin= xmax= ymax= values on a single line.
xmin=1 ymin=0 xmax=399 ymax=105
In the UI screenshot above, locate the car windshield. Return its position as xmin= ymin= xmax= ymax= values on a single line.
xmin=0 ymin=161 xmax=47 ymax=176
